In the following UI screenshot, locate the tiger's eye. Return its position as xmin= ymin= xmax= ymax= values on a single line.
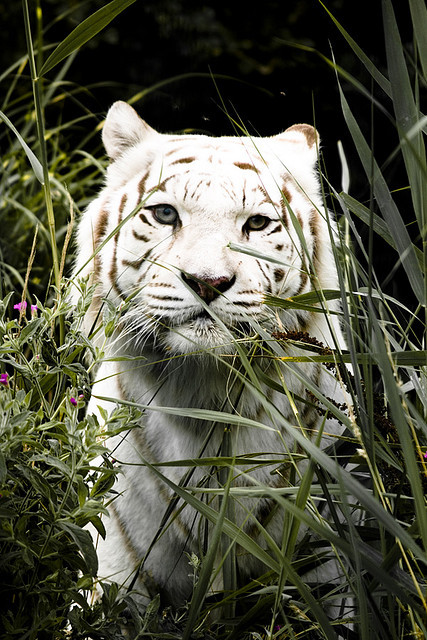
xmin=245 ymin=215 xmax=271 ymax=232
xmin=149 ymin=204 xmax=179 ymax=225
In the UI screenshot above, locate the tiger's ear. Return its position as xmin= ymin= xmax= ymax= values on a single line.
xmin=102 ymin=101 xmax=157 ymax=160
xmin=275 ymin=123 xmax=320 ymax=164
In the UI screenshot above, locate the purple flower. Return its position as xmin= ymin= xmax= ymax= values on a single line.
xmin=70 ymin=397 xmax=78 ymax=406
xmin=424 ymin=451 xmax=427 ymax=460
xmin=0 ymin=373 xmax=9 ymax=386
xmin=14 ymin=301 xmax=27 ymax=311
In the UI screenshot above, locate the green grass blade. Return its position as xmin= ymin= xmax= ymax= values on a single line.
xmin=136 ymin=456 xmax=281 ymax=573
xmin=135 ymin=458 xmax=339 ymax=638
xmin=98 ymin=394 xmax=427 ymax=563
xmin=337 ymin=83 xmax=425 ymax=305
xmin=182 ymin=466 xmax=233 ymax=640
xmin=409 ymin=0 xmax=427 ymax=80
xmin=318 ymin=0 xmax=391 ymax=96
xmin=383 ymin=0 xmax=427 ymax=228
xmin=39 ymin=0 xmax=138 ymax=76
xmin=369 ymin=301 xmax=427 ymax=553
xmin=0 ymin=110 xmax=44 ymax=184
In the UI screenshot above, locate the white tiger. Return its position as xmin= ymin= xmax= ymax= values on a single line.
xmin=73 ymin=101 xmax=351 ymax=623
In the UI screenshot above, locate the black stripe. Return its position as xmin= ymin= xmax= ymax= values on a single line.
xmin=139 ymin=212 xmax=154 ymax=227
xmin=267 ymin=223 xmax=282 ymax=235
xmin=149 ymin=294 xmax=184 ymax=302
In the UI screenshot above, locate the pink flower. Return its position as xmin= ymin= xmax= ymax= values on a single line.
xmin=13 ymin=301 xmax=37 ymax=316
xmin=70 ymin=397 xmax=78 ymax=406
xmin=14 ymin=301 xmax=27 ymax=311
xmin=0 ymin=373 xmax=9 ymax=386
xmin=424 ymin=451 xmax=427 ymax=460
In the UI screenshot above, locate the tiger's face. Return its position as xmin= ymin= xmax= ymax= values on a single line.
xmin=77 ymin=102 xmax=326 ymax=355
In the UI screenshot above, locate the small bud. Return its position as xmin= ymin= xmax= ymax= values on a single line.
xmin=14 ymin=301 xmax=27 ymax=312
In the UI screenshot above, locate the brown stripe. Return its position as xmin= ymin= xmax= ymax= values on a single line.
xmin=234 ymin=162 xmax=259 ymax=173
xmin=170 ymin=156 xmax=195 ymax=165
xmin=309 ymin=208 xmax=320 ymax=273
xmin=133 ymin=230 xmax=150 ymax=242
xmin=281 ymin=182 xmax=293 ymax=204
xmin=122 ymin=247 xmax=152 ymax=270
xmin=237 ymin=289 xmax=258 ymax=295
xmin=256 ymin=259 xmax=272 ymax=293
xmin=109 ymin=194 xmax=127 ymax=292
xmin=94 ymin=207 xmax=109 ymax=246
xmin=109 ymin=500 xmax=143 ymax=568
xmin=296 ymin=268 xmax=308 ymax=295
xmin=148 ymin=282 xmax=175 ymax=288
xmin=93 ymin=207 xmax=109 ymax=279
xmin=280 ymin=198 xmax=289 ymax=228
xmin=190 ymin=179 xmax=204 ymax=200
xmin=155 ymin=176 xmax=174 ymax=193
xmin=149 ymin=294 xmax=184 ymax=302
xmin=137 ymin=172 xmax=149 ymax=200
xmin=232 ymin=300 xmax=260 ymax=308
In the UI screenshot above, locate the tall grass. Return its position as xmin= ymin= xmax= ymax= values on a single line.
xmin=0 ymin=1 xmax=426 ymax=639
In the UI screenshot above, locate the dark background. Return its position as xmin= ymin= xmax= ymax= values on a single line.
xmin=0 ymin=0 xmax=417 ymax=308
xmin=1 ymin=1 xmax=412 ymax=183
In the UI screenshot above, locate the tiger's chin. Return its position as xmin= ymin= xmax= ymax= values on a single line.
xmin=160 ymin=313 xmax=238 ymax=356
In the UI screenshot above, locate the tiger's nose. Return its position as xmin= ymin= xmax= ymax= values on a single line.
xmin=181 ymin=273 xmax=236 ymax=303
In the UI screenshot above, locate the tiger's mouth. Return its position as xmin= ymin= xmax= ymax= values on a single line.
xmin=193 ymin=310 xmax=212 ymax=322
xmin=153 ymin=306 xmax=257 ymax=355
xmin=178 ymin=309 xmax=254 ymax=340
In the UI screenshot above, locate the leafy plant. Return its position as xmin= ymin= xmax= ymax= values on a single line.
xmin=0 ymin=284 xmax=147 ymax=639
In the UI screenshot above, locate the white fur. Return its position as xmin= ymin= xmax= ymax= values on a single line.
xmin=73 ymin=102 xmax=350 ymax=613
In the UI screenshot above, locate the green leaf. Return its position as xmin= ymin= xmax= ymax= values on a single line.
xmin=59 ymin=521 xmax=98 ymax=576
xmin=0 ymin=110 xmax=44 ymax=184
xmin=39 ymin=0 xmax=139 ymax=76
xmin=0 ymin=451 xmax=7 ymax=485
xmin=409 ymin=0 xmax=427 ymax=79
xmin=264 ymin=290 xmax=343 ymax=318
xmin=16 ymin=464 xmax=58 ymax=504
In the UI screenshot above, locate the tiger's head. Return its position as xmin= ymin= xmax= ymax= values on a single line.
xmin=74 ymin=101 xmax=338 ymax=356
